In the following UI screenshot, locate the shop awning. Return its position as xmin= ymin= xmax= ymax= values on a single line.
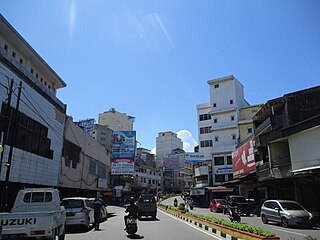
xmin=292 ymin=165 xmax=320 ymax=174
xmin=205 ymin=186 xmax=234 ymax=192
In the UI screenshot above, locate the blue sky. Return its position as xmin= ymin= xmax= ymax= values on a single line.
xmin=1 ymin=0 xmax=320 ymax=152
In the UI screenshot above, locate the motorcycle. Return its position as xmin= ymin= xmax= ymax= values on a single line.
xmin=125 ymin=215 xmax=138 ymax=235
xmin=229 ymin=207 xmax=241 ymax=222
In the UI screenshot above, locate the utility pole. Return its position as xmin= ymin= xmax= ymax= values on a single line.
xmin=0 ymin=79 xmax=14 ymax=177
xmin=2 ymin=81 xmax=22 ymax=211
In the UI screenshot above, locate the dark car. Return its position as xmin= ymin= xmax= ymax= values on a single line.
xmin=137 ymin=194 xmax=157 ymax=219
xmin=210 ymin=199 xmax=226 ymax=213
xmin=224 ymin=195 xmax=251 ymax=216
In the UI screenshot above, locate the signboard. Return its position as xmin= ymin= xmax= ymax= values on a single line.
xmin=112 ymin=131 xmax=136 ymax=175
xmin=112 ymin=131 xmax=136 ymax=160
xmin=215 ymin=167 xmax=233 ymax=175
xmin=185 ymin=152 xmax=211 ymax=163
xmin=97 ymin=178 xmax=107 ymax=188
xmin=111 ymin=159 xmax=135 ymax=175
xmin=232 ymin=139 xmax=256 ymax=178
xmin=190 ymin=188 xmax=205 ymax=196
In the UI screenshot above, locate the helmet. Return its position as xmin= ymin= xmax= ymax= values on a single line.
xmin=130 ymin=197 xmax=135 ymax=204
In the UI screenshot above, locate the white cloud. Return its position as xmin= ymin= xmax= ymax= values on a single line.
xmin=177 ymin=130 xmax=198 ymax=152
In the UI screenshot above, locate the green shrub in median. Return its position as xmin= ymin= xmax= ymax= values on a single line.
xmin=184 ymin=212 xmax=276 ymax=237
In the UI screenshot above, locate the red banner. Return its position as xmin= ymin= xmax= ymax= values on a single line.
xmin=232 ymin=140 xmax=256 ymax=178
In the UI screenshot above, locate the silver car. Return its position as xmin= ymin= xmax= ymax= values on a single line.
xmin=61 ymin=197 xmax=94 ymax=230
xmin=260 ymin=200 xmax=313 ymax=228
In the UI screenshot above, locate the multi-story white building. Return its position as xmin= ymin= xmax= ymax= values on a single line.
xmin=0 ymin=14 xmax=66 ymax=208
xmin=197 ymin=75 xmax=249 ymax=186
xmin=156 ymin=131 xmax=183 ymax=168
xmin=98 ymin=108 xmax=135 ymax=131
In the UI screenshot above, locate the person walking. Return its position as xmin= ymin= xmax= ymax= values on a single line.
xmin=93 ymin=198 xmax=103 ymax=230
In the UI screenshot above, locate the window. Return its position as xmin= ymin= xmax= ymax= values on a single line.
xmin=232 ymin=134 xmax=236 ymax=140
xmin=31 ymin=68 xmax=34 ymax=74
xmin=4 ymin=44 xmax=8 ymax=51
xmin=230 ymin=99 xmax=233 ymax=104
xmin=214 ymin=84 xmax=219 ymax=88
xmin=213 ymin=103 xmax=217 ymax=107
xmin=214 ymin=156 xmax=224 ymax=165
xmin=97 ymin=163 xmax=107 ymax=178
xmin=214 ymin=118 xmax=217 ymax=123
xmin=23 ymin=192 xmax=52 ymax=203
xmin=40 ymin=77 xmax=43 ymax=82
xmin=214 ymin=136 xmax=219 ymax=142
xmin=12 ymin=51 xmax=16 ymax=58
xmin=247 ymin=128 xmax=253 ymax=133
xmin=19 ymin=58 xmax=23 ymax=64
xmin=231 ymin=116 xmax=235 ymax=121
xmin=44 ymin=81 xmax=47 ymax=86
xmin=227 ymin=155 xmax=232 ymax=165
xmin=1 ymin=103 xmax=54 ymax=159
xmin=251 ymin=109 xmax=258 ymax=113
xmin=200 ymin=140 xmax=212 ymax=148
xmin=228 ymin=174 xmax=233 ymax=181
xmin=200 ymin=126 xmax=211 ymax=134
xmin=199 ymin=114 xmax=211 ymax=121
xmin=215 ymin=175 xmax=225 ymax=182
xmin=89 ymin=159 xmax=96 ymax=175
xmin=36 ymin=73 xmax=39 ymax=78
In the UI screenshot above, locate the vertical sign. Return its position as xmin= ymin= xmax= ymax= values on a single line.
xmin=111 ymin=131 xmax=136 ymax=175
xmin=232 ymin=139 xmax=256 ymax=178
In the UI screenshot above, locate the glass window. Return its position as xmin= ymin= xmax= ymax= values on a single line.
xmin=213 ymin=103 xmax=217 ymax=107
xmin=214 ymin=156 xmax=224 ymax=165
xmin=226 ymin=156 xmax=232 ymax=165
xmin=230 ymin=99 xmax=233 ymax=104
xmin=214 ymin=118 xmax=217 ymax=123
xmin=248 ymin=128 xmax=253 ymax=133
xmin=214 ymin=84 xmax=219 ymax=88
xmin=215 ymin=175 xmax=225 ymax=182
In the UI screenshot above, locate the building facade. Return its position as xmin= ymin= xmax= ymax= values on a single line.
xmin=198 ymin=75 xmax=249 ymax=186
xmin=98 ymin=108 xmax=135 ymax=131
xmin=0 ymin=14 xmax=66 ymax=210
xmin=59 ymin=117 xmax=111 ymax=197
xmin=156 ymin=131 xmax=183 ymax=168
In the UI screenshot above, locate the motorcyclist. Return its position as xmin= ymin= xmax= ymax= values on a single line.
xmin=174 ymin=198 xmax=178 ymax=207
xmin=124 ymin=197 xmax=139 ymax=229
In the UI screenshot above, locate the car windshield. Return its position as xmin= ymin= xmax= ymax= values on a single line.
xmin=232 ymin=197 xmax=247 ymax=203
xmin=280 ymin=202 xmax=305 ymax=210
xmin=61 ymin=199 xmax=84 ymax=208
xmin=216 ymin=200 xmax=226 ymax=204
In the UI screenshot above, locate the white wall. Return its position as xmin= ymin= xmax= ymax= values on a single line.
xmin=0 ymin=65 xmax=65 ymax=186
xmin=289 ymin=126 xmax=320 ymax=171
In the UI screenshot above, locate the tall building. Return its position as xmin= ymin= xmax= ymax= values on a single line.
xmin=98 ymin=107 xmax=135 ymax=131
xmin=156 ymin=131 xmax=183 ymax=168
xmin=197 ymin=75 xmax=249 ymax=186
xmin=0 ymin=14 xmax=66 ymax=209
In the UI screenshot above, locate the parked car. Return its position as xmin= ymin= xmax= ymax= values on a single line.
xmin=224 ymin=195 xmax=251 ymax=216
xmin=61 ymin=197 xmax=94 ymax=230
xmin=260 ymin=200 xmax=313 ymax=228
xmin=210 ymin=199 xmax=226 ymax=213
xmin=137 ymin=194 xmax=157 ymax=219
xmin=88 ymin=198 xmax=108 ymax=221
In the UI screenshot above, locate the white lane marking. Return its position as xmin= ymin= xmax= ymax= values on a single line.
xmin=159 ymin=209 xmax=225 ymax=240
xmin=272 ymin=227 xmax=307 ymax=237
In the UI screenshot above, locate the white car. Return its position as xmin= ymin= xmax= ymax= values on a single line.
xmin=61 ymin=197 xmax=94 ymax=231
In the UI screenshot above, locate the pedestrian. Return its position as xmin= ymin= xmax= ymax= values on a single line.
xmin=93 ymin=198 xmax=103 ymax=230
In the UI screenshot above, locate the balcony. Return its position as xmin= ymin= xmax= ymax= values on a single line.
xmin=257 ymin=162 xmax=292 ymax=181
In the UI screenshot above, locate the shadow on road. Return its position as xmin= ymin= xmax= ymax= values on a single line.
xmin=127 ymin=233 xmax=144 ymax=239
xmin=138 ymin=217 xmax=160 ymax=222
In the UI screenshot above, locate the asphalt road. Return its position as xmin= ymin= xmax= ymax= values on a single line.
xmin=163 ymin=196 xmax=320 ymax=240
xmin=65 ymin=204 xmax=223 ymax=240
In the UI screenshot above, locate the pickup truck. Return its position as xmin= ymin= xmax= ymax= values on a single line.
xmin=0 ymin=188 xmax=66 ymax=240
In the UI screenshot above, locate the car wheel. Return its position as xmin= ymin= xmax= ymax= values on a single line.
xmin=261 ymin=214 xmax=268 ymax=224
xmin=281 ymin=217 xmax=289 ymax=228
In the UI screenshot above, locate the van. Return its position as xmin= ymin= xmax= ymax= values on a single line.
xmin=137 ymin=194 xmax=157 ymax=219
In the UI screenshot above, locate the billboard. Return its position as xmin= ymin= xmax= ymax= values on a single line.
xmin=112 ymin=131 xmax=136 ymax=175
xmin=163 ymin=156 xmax=182 ymax=170
xmin=184 ymin=153 xmax=211 ymax=163
xmin=232 ymin=139 xmax=256 ymax=178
